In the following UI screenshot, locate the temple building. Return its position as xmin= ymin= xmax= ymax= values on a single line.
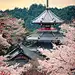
xmin=26 ymin=0 xmax=64 ymax=45
xmin=4 ymin=44 xmax=44 ymax=64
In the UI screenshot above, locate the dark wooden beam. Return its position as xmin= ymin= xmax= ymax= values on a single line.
xmin=47 ymin=0 xmax=49 ymax=8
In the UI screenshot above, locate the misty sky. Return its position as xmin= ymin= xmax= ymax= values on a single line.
xmin=0 ymin=0 xmax=75 ymax=10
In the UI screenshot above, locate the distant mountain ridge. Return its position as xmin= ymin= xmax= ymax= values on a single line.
xmin=0 ymin=4 xmax=75 ymax=31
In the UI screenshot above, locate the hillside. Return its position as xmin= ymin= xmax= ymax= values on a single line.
xmin=1 ymin=4 xmax=75 ymax=31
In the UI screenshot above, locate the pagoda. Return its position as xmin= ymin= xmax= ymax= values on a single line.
xmin=26 ymin=0 xmax=64 ymax=48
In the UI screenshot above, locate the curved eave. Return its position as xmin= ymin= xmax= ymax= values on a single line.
xmin=32 ymin=9 xmax=64 ymax=25
xmin=32 ymin=21 xmax=64 ymax=24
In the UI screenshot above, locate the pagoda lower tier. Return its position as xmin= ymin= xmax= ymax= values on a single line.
xmin=26 ymin=28 xmax=64 ymax=43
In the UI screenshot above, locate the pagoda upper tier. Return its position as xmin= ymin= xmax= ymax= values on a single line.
xmin=32 ymin=9 xmax=64 ymax=24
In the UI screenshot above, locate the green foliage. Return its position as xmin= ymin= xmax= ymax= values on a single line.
xmin=3 ymin=4 xmax=75 ymax=31
xmin=28 ymin=4 xmax=46 ymax=17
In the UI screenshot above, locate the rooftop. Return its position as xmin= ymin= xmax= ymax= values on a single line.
xmin=32 ymin=9 xmax=64 ymax=24
xmin=26 ymin=32 xmax=64 ymax=42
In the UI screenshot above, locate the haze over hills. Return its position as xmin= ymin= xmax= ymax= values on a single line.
xmin=0 ymin=0 xmax=75 ymax=10
xmin=0 ymin=4 xmax=75 ymax=31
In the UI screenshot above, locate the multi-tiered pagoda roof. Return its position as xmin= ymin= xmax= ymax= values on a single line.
xmin=32 ymin=9 xmax=63 ymax=24
xmin=27 ymin=0 xmax=64 ymax=45
xmin=27 ymin=8 xmax=64 ymax=42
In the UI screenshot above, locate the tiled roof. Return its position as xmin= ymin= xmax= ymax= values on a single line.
xmin=26 ymin=32 xmax=64 ymax=42
xmin=5 ymin=44 xmax=43 ymax=60
xmin=32 ymin=9 xmax=64 ymax=24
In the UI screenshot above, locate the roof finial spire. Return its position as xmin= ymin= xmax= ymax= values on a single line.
xmin=46 ymin=0 xmax=49 ymax=8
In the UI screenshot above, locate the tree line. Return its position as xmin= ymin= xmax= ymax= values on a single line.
xmin=1 ymin=4 xmax=75 ymax=31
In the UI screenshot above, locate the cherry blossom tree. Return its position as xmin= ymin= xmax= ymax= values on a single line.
xmin=0 ymin=15 xmax=28 ymax=55
xmin=0 ymin=16 xmax=75 ymax=75
xmin=37 ymin=23 xmax=75 ymax=75
xmin=0 ymin=34 xmax=10 ymax=55
xmin=0 ymin=56 xmax=33 ymax=75
xmin=0 ymin=17 xmax=27 ymax=44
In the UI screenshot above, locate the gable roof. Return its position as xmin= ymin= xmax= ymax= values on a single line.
xmin=32 ymin=9 xmax=64 ymax=24
xmin=5 ymin=44 xmax=43 ymax=60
